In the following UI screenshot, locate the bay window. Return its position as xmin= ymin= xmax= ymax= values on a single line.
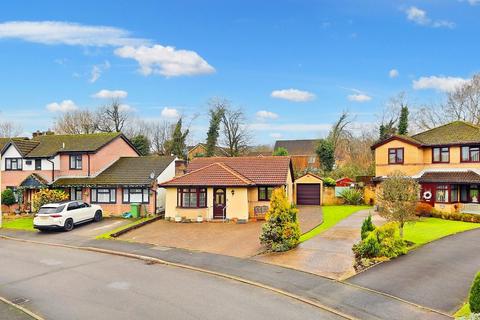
xmin=177 ymin=188 xmax=207 ymax=208
xmin=91 ymin=188 xmax=116 ymax=204
xmin=123 ymin=188 xmax=149 ymax=204
xmin=435 ymin=185 xmax=449 ymax=203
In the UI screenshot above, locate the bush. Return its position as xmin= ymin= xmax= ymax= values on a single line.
xmin=260 ymin=188 xmax=300 ymax=252
xmin=353 ymin=222 xmax=407 ymax=269
xmin=1 ymin=189 xmax=17 ymax=208
xmin=470 ymin=272 xmax=480 ymax=313
xmin=415 ymin=202 xmax=433 ymax=216
xmin=339 ymin=188 xmax=364 ymax=205
xmin=32 ymin=189 xmax=69 ymax=212
xmin=323 ymin=177 xmax=336 ymax=187
xmin=361 ymin=215 xmax=375 ymax=240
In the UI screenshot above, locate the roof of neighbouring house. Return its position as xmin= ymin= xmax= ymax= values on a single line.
xmin=187 ymin=143 xmax=229 ymax=157
xmin=53 ymin=156 xmax=176 ymax=187
xmin=273 ymin=139 xmax=320 ymax=155
xmin=371 ymin=121 xmax=480 ymax=149
xmin=10 ymin=138 xmax=41 ymax=157
xmin=417 ymin=170 xmax=480 ymax=183
xmin=161 ymin=162 xmax=256 ymax=187
xmin=162 ymin=156 xmax=292 ymax=187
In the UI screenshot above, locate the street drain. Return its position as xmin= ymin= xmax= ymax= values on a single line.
xmin=145 ymin=260 xmax=157 ymax=265
xmin=11 ymin=297 xmax=29 ymax=305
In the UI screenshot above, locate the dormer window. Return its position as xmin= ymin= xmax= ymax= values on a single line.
xmin=432 ymin=147 xmax=449 ymax=163
xmin=69 ymin=155 xmax=82 ymax=170
xmin=388 ymin=148 xmax=404 ymax=164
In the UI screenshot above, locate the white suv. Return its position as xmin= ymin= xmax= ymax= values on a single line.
xmin=33 ymin=201 xmax=103 ymax=232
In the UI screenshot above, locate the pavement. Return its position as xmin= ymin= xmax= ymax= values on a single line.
xmin=117 ymin=206 xmax=323 ymax=258
xmin=255 ymin=209 xmax=385 ymax=279
xmin=348 ymin=227 xmax=480 ymax=315
xmin=0 ymin=228 xmax=450 ymax=319
xmin=0 ymin=299 xmax=33 ymax=320
xmin=1 ymin=239 xmax=340 ymax=320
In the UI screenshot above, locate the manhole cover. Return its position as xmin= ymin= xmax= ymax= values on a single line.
xmin=11 ymin=297 xmax=29 ymax=305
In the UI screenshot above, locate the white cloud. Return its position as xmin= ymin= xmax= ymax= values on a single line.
xmin=270 ymin=133 xmax=282 ymax=139
xmin=0 ymin=21 xmax=147 ymax=46
xmin=462 ymin=0 xmax=480 ymax=5
xmin=256 ymin=110 xmax=279 ymax=120
xmin=250 ymin=123 xmax=331 ymax=132
xmin=119 ymin=104 xmax=134 ymax=112
xmin=405 ymin=7 xmax=455 ymax=29
xmin=89 ymin=60 xmax=110 ymax=83
xmin=412 ymin=76 xmax=469 ymax=92
xmin=46 ymin=100 xmax=78 ymax=112
xmin=161 ymin=107 xmax=180 ymax=119
xmin=114 ymin=45 xmax=215 ymax=77
xmin=389 ymin=69 xmax=399 ymax=78
xmin=348 ymin=93 xmax=372 ymax=102
xmin=92 ymin=89 xmax=128 ymax=99
xmin=270 ymin=89 xmax=315 ymax=102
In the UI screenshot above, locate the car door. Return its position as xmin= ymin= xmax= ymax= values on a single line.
xmin=78 ymin=201 xmax=94 ymax=220
xmin=66 ymin=202 xmax=82 ymax=223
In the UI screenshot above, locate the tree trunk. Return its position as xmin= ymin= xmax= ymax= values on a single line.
xmin=399 ymin=222 xmax=404 ymax=238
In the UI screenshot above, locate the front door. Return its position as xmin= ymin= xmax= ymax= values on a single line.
xmin=421 ymin=183 xmax=435 ymax=206
xmin=213 ymin=188 xmax=226 ymax=219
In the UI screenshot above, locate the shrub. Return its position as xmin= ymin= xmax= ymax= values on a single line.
xmin=1 ymin=189 xmax=17 ymax=210
xmin=361 ymin=215 xmax=375 ymax=240
xmin=273 ymin=147 xmax=289 ymax=156
xmin=339 ymin=188 xmax=364 ymax=205
xmin=323 ymin=177 xmax=336 ymax=187
xmin=32 ymin=189 xmax=69 ymax=212
xmin=353 ymin=222 xmax=407 ymax=269
xmin=260 ymin=188 xmax=300 ymax=252
xmin=470 ymin=272 xmax=480 ymax=313
xmin=415 ymin=202 xmax=433 ymax=216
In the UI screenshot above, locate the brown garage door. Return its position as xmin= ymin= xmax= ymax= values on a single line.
xmin=297 ymin=184 xmax=321 ymax=205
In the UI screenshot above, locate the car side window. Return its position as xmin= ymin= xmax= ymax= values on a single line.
xmin=67 ymin=202 xmax=78 ymax=211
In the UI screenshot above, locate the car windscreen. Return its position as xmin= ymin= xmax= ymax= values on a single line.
xmin=38 ymin=205 xmax=65 ymax=214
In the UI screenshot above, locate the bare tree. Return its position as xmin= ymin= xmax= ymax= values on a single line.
xmin=0 ymin=121 xmax=23 ymax=137
xmin=221 ymin=106 xmax=250 ymax=157
xmin=149 ymin=120 xmax=175 ymax=155
xmin=414 ymin=74 xmax=480 ymax=129
xmin=54 ymin=110 xmax=97 ymax=134
xmin=95 ymin=99 xmax=130 ymax=133
xmin=328 ymin=111 xmax=352 ymax=150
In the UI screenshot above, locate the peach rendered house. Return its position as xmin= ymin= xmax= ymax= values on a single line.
xmin=371 ymin=121 xmax=480 ymax=214
xmin=1 ymin=132 xmax=177 ymax=215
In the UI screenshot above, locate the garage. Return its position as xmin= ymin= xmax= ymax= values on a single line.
xmin=297 ymin=184 xmax=321 ymax=205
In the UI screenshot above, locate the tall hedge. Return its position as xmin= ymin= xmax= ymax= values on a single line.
xmin=470 ymin=271 xmax=480 ymax=313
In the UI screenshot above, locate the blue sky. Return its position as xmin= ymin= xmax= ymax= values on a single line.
xmin=0 ymin=0 xmax=479 ymax=145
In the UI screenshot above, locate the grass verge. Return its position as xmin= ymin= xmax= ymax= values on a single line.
xmin=299 ymin=205 xmax=371 ymax=242
xmin=403 ymin=218 xmax=480 ymax=249
xmin=454 ymin=303 xmax=470 ymax=318
xmin=1 ymin=216 xmax=35 ymax=231
xmin=96 ymin=217 xmax=155 ymax=239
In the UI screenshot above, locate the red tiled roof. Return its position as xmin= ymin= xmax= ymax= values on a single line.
xmin=418 ymin=171 xmax=480 ymax=184
xmin=161 ymin=162 xmax=255 ymax=187
xmin=161 ymin=156 xmax=292 ymax=187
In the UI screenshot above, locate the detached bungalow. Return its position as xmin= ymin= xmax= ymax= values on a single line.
xmin=160 ymin=156 xmax=294 ymax=221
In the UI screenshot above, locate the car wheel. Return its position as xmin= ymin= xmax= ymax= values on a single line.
xmin=64 ymin=218 xmax=74 ymax=232
xmin=94 ymin=210 xmax=103 ymax=222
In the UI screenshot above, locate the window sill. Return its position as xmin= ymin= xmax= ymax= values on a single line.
xmin=176 ymin=206 xmax=207 ymax=209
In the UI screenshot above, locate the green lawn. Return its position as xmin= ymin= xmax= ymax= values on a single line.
xmin=403 ymin=218 xmax=480 ymax=249
xmin=1 ymin=217 xmax=35 ymax=231
xmin=96 ymin=217 xmax=155 ymax=239
xmin=454 ymin=303 xmax=470 ymax=318
xmin=299 ymin=205 xmax=372 ymax=242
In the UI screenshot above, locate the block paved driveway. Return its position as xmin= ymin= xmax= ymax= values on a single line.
xmin=119 ymin=206 xmax=323 ymax=258
xmin=255 ymin=209 xmax=384 ymax=279
xmin=348 ymin=228 xmax=480 ymax=314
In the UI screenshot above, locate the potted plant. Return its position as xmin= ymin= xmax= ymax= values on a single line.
xmin=174 ymin=214 xmax=182 ymax=222
xmin=197 ymin=213 xmax=203 ymax=223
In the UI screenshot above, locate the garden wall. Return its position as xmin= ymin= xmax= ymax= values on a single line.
xmin=322 ymin=186 xmax=344 ymax=205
